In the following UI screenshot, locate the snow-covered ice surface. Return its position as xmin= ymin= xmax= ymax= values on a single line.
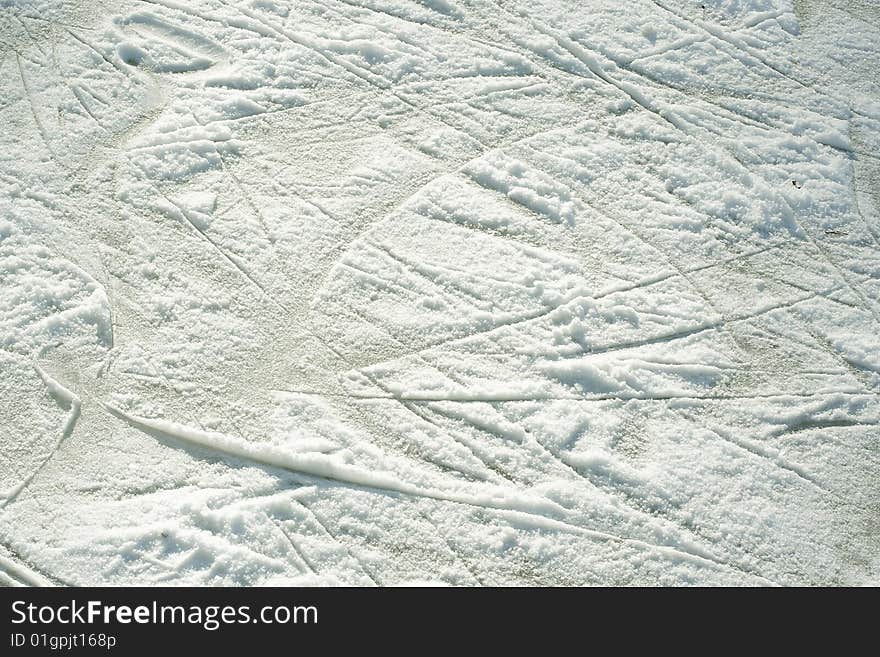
xmin=1 ymin=0 xmax=879 ymax=586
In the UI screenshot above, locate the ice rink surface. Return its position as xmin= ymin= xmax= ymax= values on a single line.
xmin=1 ymin=0 xmax=879 ymax=585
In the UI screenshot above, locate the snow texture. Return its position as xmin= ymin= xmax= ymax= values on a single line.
xmin=0 ymin=0 xmax=878 ymax=586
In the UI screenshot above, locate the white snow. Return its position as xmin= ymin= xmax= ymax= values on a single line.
xmin=0 ymin=0 xmax=878 ymax=586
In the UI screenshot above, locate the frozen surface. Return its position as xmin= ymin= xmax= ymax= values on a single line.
xmin=0 ymin=0 xmax=878 ymax=586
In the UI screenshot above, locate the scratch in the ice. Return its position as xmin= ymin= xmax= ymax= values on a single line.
xmin=294 ymin=499 xmax=380 ymax=585
xmin=16 ymin=53 xmax=61 ymax=165
xmin=157 ymin=193 xmax=290 ymax=313
xmin=2 ymin=363 xmax=81 ymax=511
